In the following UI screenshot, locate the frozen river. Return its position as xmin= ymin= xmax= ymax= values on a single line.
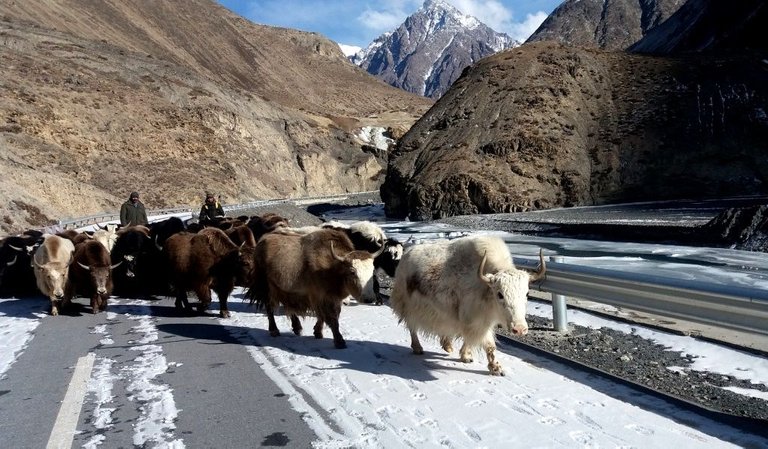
xmin=322 ymin=200 xmax=768 ymax=291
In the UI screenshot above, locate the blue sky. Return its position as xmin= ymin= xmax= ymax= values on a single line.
xmin=216 ymin=0 xmax=562 ymax=49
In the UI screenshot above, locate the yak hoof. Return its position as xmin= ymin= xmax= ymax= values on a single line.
xmin=489 ymin=363 xmax=504 ymax=376
xmin=51 ymin=307 xmax=59 ymax=316
xmin=334 ymin=339 xmax=347 ymax=349
xmin=219 ymin=310 xmax=231 ymax=318
xmin=314 ymin=331 xmax=323 ymax=339
xmin=269 ymin=329 xmax=280 ymax=337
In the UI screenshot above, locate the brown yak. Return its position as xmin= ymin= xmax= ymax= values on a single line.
xmin=164 ymin=227 xmax=254 ymax=317
xmin=247 ymin=228 xmax=382 ymax=349
xmin=66 ymin=240 xmax=121 ymax=314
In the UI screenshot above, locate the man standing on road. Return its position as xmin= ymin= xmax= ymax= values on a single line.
xmin=199 ymin=192 xmax=225 ymax=223
xmin=120 ymin=191 xmax=148 ymax=226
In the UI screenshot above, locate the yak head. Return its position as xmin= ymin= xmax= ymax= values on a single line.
xmin=77 ymin=261 xmax=122 ymax=295
xmin=478 ymin=250 xmax=546 ymax=336
xmin=33 ymin=261 xmax=69 ymax=300
xmin=331 ymin=241 xmax=384 ymax=300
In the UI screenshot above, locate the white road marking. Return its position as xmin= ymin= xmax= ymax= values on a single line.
xmin=46 ymin=353 xmax=96 ymax=449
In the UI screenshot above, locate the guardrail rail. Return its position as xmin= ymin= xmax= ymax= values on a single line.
xmin=514 ymin=258 xmax=768 ymax=337
xmin=57 ymin=191 xmax=378 ymax=228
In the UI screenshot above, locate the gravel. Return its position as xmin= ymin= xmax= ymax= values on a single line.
xmin=502 ymin=314 xmax=768 ymax=422
xmin=238 ymin=193 xmax=768 ymax=424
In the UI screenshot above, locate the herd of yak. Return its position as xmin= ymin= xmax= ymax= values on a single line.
xmin=0 ymin=212 xmax=546 ymax=375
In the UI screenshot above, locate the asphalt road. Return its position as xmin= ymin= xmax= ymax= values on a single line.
xmin=0 ymin=297 xmax=317 ymax=448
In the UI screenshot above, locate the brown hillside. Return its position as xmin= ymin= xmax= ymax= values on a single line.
xmin=1 ymin=0 xmax=427 ymax=117
xmin=0 ymin=0 xmax=432 ymax=234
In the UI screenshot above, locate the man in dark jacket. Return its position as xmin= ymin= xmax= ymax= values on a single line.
xmin=120 ymin=191 xmax=149 ymax=226
xmin=199 ymin=192 xmax=225 ymax=222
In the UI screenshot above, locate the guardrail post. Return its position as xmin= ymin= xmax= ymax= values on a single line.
xmin=550 ymin=256 xmax=569 ymax=332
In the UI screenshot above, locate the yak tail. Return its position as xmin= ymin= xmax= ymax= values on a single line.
xmin=245 ymin=273 xmax=268 ymax=309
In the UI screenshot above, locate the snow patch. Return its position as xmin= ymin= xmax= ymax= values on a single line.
xmin=356 ymin=126 xmax=393 ymax=151
xmin=0 ymin=298 xmax=45 ymax=379
xmin=338 ymin=43 xmax=361 ymax=58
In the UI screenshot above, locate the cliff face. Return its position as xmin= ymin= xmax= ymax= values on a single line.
xmin=381 ymin=42 xmax=768 ymax=220
xmin=0 ymin=0 xmax=432 ymax=234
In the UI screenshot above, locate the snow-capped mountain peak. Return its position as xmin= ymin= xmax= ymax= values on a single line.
xmin=420 ymin=0 xmax=480 ymax=31
xmin=352 ymin=0 xmax=517 ymax=98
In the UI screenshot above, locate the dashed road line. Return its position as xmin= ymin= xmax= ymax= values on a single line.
xmin=46 ymin=353 xmax=96 ymax=449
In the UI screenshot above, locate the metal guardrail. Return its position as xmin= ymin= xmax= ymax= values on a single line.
xmin=57 ymin=191 xmax=379 ymax=228
xmin=58 ymin=207 xmax=193 ymax=228
xmin=514 ymin=258 xmax=768 ymax=337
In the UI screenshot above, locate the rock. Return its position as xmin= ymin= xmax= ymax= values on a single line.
xmin=702 ymin=205 xmax=768 ymax=251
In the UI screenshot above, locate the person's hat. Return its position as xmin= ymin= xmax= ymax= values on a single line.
xmin=130 ymin=191 xmax=140 ymax=199
xmin=206 ymin=192 xmax=215 ymax=199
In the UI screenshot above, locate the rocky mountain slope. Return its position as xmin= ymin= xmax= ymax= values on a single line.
xmin=351 ymin=0 xmax=516 ymax=99
xmin=382 ymin=34 xmax=768 ymax=219
xmin=0 ymin=0 xmax=432 ymax=235
xmin=527 ymin=0 xmax=685 ymax=50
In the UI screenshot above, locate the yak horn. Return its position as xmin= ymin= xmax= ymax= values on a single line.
xmin=370 ymin=243 xmax=385 ymax=259
xmin=330 ymin=240 xmax=345 ymax=262
xmin=528 ymin=249 xmax=547 ymax=282
xmin=477 ymin=251 xmax=492 ymax=284
xmin=110 ymin=261 xmax=123 ymax=269
xmin=6 ymin=255 xmax=17 ymax=267
xmin=154 ymin=235 xmax=163 ymax=252
xmin=31 ymin=251 xmax=43 ymax=269
xmin=8 ymin=244 xmax=23 ymax=252
xmin=77 ymin=261 xmax=91 ymax=271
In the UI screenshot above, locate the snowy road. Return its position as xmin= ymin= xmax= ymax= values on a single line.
xmin=1 ymin=290 xmax=766 ymax=448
